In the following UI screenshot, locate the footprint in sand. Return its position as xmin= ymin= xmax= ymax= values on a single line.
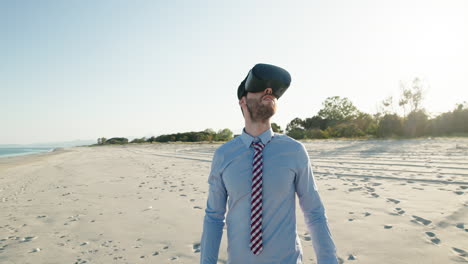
xmin=455 ymin=223 xmax=468 ymax=232
xmin=19 ymin=236 xmax=37 ymax=243
xmin=301 ymin=233 xmax=311 ymax=241
xmin=192 ymin=242 xmax=201 ymax=253
xmin=390 ymin=208 xmax=405 ymax=216
xmin=425 ymin=232 xmax=441 ymax=245
xmin=412 ymin=215 xmax=432 ymax=226
xmin=386 ymin=198 xmax=400 ymax=204
xmin=193 ymin=206 xmax=203 ymax=210
xmin=74 ymin=258 xmax=88 ymax=264
xmin=452 ymin=247 xmax=468 ymax=259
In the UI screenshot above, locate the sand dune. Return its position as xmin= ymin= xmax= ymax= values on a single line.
xmin=0 ymin=138 xmax=467 ymax=263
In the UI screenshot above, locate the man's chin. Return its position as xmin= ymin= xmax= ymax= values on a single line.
xmin=259 ymin=108 xmax=276 ymax=120
xmin=267 ymin=105 xmax=277 ymax=115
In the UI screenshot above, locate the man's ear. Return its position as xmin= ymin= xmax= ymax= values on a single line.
xmin=239 ymin=96 xmax=246 ymax=107
xmin=239 ymin=96 xmax=247 ymax=117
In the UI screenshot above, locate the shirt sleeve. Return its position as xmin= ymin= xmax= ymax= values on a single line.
xmin=200 ymin=149 xmax=227 ymax=264
xmin=295 ymin=144 xmax=338 ymax=264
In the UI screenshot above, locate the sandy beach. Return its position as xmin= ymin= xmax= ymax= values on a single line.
xmin=1 ymin=138 xmax=467 ymax=264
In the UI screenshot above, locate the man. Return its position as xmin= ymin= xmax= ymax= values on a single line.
xmin=200 ymin=64 xmax=338 ymax=264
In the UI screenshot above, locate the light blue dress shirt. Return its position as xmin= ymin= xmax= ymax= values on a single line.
xmin=200 ymin=128 xmax=338 ymax=264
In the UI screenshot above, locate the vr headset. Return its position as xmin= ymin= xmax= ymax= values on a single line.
xmin=237 ymin=63 xmax=291 ymax=100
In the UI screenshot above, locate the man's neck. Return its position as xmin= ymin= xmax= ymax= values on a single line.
xmin=244 ymin=120 xmax=271 ymax=137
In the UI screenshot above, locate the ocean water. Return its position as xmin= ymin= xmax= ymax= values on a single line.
xmin=0 ymin=147 xmax=53 ymax=158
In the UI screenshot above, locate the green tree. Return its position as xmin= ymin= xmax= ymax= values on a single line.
xmin=287 ymin=128 xmax=306 ymax=139
xmin=97 ymin=137 xmax=107 ymax=145
xmin=131 ymin=137 xmax=146 ymax=143
xmin=106 ymin=137 xmax=128 ymax=144
xmin=285 ymin=117 xmax=305 ymax=133
xmin=271 ymin=123 xmax=283 ymax=133
xmin=303 ymin=116 xmax=328 ymax=130
xmin=452 ymin=102 xmax=468 ymax=133
xmin=216 ymin=128 xmax=233 ymax=141
xmin=203 ymin=128 xmax=217 ymax=142
xmin=318 ymin=96 xmax=360 ymax=124
xmin=354 ymin=112 xmax=378 ymax=136
xmin=409 ymin=78 xmax=424 ymax=112
xmin=429 ymin=111 xmax=452 ymax=136
xmin=398 ymin=83 xmax=411 ymax=117
xmin=326 ymin=123 xmax=364 ymax=138
xmin=305 ymin=128 xmax=329 ymax=139
xmin=399 ymin=78 xmax=425 ymax=117
xmin=381 ymin=96 xmax=394 ymax=115
xmin=403 ymin=110 xmax=429 ymax=137
xmin=377 ymin=114 xmax=403 ymax=137
xmin=429 ymin=102 xmax=468 ymax=136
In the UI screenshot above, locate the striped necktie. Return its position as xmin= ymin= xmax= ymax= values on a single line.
xmin=250 ymin=141 xmax=265 ymax=255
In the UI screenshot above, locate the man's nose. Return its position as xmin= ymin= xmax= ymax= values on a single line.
xmin=264 ymin=88 xmax=273 ymax=95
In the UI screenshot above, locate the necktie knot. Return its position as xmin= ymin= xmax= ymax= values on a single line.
xmin=252 ymin=141 xmax=265 ymax=152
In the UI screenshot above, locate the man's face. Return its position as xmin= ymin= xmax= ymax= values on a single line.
xmin=245 ymin=88 xmax=277 ymax=122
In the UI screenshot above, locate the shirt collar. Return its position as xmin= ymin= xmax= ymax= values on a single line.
xmin=240 ymin=127 xmax=274 ymax=148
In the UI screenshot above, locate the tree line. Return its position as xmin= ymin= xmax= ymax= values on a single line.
xmin=96 ymin=128 xmax=233 ymax=145
xmin=281 ymin=78 xmax=468 ymax=139
xmin=96 ymin=78 xmax=468 ymax=144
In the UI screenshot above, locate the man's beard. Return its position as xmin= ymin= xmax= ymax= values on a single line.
xmin=246 ymin=96 xmax=276 ymax=122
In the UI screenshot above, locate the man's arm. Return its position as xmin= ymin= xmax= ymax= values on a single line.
xmin=200 ymin=150 xmax=227 ymax=264
xmin=295 ymin=144 xmax=338 ymax=264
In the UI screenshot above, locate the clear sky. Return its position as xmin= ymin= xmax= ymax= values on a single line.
xmin=1 ymin=0 xmax=467 ymax=144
